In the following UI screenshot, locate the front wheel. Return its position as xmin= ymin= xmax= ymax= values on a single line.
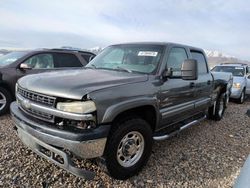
xmin=105 ymin=118 xmax=152 ymax=180
xmin=237 ymin=90 xmax=245 ymax=104
xmin=0 ymin=87 xmax=11 ymax=115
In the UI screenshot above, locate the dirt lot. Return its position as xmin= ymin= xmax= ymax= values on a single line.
xmin=0 ymin=101 xmax=250 ymax=188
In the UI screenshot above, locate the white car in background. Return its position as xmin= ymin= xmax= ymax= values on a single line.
xmin=211 ymin=63 xmax=250 ymax=104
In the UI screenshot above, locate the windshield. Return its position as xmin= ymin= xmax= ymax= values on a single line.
xmin=0 ymin=51 xmax=28 ymax=67
xmin=211 ymin=66 xmax=245 ymax=77
xmin=86 ymin=44 xmax=164 ymax=74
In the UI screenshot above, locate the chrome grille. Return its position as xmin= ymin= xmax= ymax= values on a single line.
xmin=17 ymin=87 xmax=55 ymax=107
xmin=17 ymin=86 xmax=56 ymax=122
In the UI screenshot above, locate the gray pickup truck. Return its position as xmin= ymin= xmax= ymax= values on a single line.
xmin=11 ymin=42 xmax=230 ymax=180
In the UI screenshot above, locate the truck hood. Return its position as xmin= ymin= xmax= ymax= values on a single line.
xmin=211 ymin=71 xmax=233 ymax=82
xmin=18 ymin=69 xmax=148 ymax=100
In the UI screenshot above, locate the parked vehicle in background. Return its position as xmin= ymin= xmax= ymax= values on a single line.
xmin=11 ymin=42 xmax=231 ymax=180
xmin=211 ymin=71 xmax=233 ymax=105
xmin=211 ymin=63 xmax=250 ymax=104
xmin=234 ymin=155 xmax=250 ymax=188
xmin=0 ymin=49 xmax=95 ymax=115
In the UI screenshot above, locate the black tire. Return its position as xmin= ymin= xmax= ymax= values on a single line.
xmin=237 ymin=89 xmax=245 ymax=104
xmin=208 ymin=93 xmax=226 ymax=121
xmin=0 ymin=87 xmax=11 ymax=115
xmin=105 ymin=117 xmax=153 ymax=180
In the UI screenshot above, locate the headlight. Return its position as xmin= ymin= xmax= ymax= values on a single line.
xmin=56 ymin=101 xmax=96 ymax=114
xmin=233 ymin=83 xmax=241 ymax=89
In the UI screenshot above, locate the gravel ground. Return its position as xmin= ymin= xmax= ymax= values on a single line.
xmin=0 ymin=101 xmax=250 ymax=188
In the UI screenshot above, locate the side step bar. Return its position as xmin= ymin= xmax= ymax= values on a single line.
xmin=153 ymin=115 xmax=206 ymax=141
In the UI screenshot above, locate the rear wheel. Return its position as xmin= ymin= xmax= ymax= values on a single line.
xmin=105 ymin=117 xmax=152 ymax=180
xmin=208 ymin=93 xmax=226 ymax=121
xmin=0 ymin=87 xmax=11 ymax=115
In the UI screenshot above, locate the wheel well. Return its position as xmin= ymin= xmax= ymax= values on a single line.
xmin=112 ymin=105 xmax=157 ymax=131
xmin=220 ymin=84 xmax=227 ymax=94
xmin=0 ymin=83 xmax=14 ymax=99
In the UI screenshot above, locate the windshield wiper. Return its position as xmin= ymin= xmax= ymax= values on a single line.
xmin=115 ymin=66 xmax=132 ymax=73
xmin=85 ymin=64 xmax=97 ymax=69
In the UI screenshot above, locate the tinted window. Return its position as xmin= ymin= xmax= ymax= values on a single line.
xmin=191 ymin=51 xmax=208 ymax=74
xmin=24 ymin=53 xmax=54 ymax=69
xmin=54 ymin=53 xmax=82 ymax=67
xmin=167 ymin=47 xmax=188 ymax=76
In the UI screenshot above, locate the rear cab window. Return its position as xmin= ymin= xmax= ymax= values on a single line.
xmin=190 ymin=50 xmax=208 ymax=74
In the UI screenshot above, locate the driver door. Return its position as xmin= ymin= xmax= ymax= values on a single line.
xmin=159 ymin=47 xmax=196 ymax=128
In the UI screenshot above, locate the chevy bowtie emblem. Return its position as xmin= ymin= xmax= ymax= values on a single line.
xmin=22 ymin=99 xmax=31 ymax=109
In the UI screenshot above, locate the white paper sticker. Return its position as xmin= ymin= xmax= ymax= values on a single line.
xmin=138 ymin=51 xmax=158 ymax=57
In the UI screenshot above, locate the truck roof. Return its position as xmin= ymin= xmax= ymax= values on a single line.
xmin=30 ymin=48 xmax=96 ymax=55
xmin=111 ymin=42 xmax=204 ymax=52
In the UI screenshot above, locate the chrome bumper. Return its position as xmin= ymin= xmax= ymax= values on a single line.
xmin=230 ymin=88 xmax=242 ymax=99
xmin=11 ymin=102 xmax=108 ymax=159
xmin=17 ymin=127 xmax=96 ymax=180
xmin=10 ymin=102 xmax=111 ymax=179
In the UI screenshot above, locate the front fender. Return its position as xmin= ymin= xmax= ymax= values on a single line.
xmin=101 ymin=97 xmax=159 ymax=124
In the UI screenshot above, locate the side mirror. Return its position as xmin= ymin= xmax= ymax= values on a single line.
xmin=181 ymin=59 xmax=198 ymax=80
xmin=162 ymin=68 xmax=173 ymax=78
xmin=20 ymin=63 xmax=32 ymax=70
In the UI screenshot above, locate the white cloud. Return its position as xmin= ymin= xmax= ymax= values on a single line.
xmin=0 ymin=0 xmax=250 ymax=59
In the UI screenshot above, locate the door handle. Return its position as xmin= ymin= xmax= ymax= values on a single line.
xmin=207 ymin=80 xmax=211 ymax=85
xmin=190 ymin=82 xmax=195 ymax=88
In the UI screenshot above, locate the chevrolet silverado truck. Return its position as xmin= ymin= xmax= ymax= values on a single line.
xmin=11 ymin=42 xmax=229 ymax=180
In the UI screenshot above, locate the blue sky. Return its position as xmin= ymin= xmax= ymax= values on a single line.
xmin=0 ymin=0 xmax=250 ymax=60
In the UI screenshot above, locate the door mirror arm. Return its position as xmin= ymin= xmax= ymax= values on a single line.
xmin=162 ymin=68 xmax=173 ymax=79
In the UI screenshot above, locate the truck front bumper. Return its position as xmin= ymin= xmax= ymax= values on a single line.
xmin=230 ymin=88 xmax=242 ymax=99
xmin=10 ymin=102 xmax=111 ymax=179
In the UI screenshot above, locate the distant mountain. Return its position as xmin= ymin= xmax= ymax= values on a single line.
xmin=89 ymin=46 xmax=103 ymax=54
xmin=0 ymin=49 xmax=10 ymax=56
xmin=205 ymin=50 xmax=250 ymax=68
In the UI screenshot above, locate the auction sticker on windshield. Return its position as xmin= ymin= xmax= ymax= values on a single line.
xmin=138 ymin=51 xmax=158 ymax=57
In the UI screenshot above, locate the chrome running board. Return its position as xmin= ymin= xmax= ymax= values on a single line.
xmin=153 ymin=115 xmax=206 ymax=141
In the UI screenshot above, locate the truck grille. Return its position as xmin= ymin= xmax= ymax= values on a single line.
xmin=17 ymin=86 xmax=56 ymax=122
xmin=21 ymin=106 xmax=54 ymax=120
xmin=17 ymin=87 xmax=55 ymax=107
